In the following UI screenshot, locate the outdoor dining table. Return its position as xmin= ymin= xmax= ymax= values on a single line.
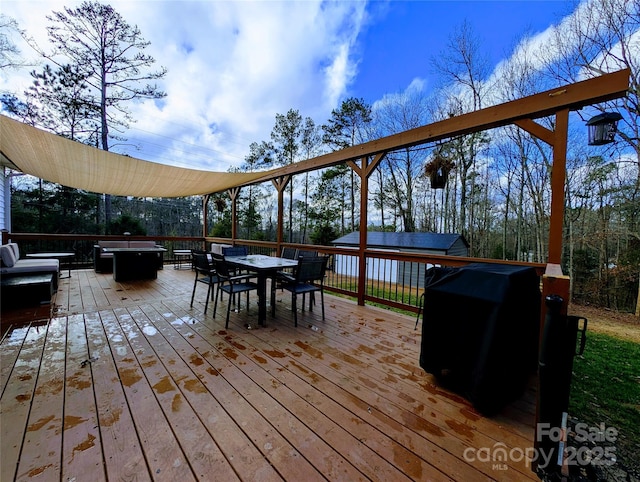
xmin=224 ymin=254 xmax=298 ymax=326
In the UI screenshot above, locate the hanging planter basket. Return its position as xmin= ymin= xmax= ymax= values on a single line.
xmin=429 ymin=169 xmax=449 ymax=189
xmin=424 ymin=155 xmax=454 ymax=190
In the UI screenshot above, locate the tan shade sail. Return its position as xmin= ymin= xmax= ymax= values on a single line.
xmin=0 ymin=114 xmax=270 ymax=197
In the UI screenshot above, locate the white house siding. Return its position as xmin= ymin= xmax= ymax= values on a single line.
xmin=1 ymin=168 xmax=7 ymax=232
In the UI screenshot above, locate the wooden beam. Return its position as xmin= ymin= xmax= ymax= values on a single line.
xmin=514 ymin=119 xmax=555 ymax=146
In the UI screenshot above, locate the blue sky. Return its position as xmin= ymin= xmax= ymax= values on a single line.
xmin=2 ymin=0 xmax=580 ymax=172
xmin=353 ymin=1 xmax=573 ymax=101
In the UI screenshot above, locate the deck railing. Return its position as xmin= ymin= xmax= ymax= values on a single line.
xmin=2 ymin=233 xmax=210 ymax=270
xmin=252 ymin=242 xmax=546 ymax=315
xmin=3 ymin=232 xmax=547 ymax=316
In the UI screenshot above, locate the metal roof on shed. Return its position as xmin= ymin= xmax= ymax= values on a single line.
xmin=332 ymin=232 xmax=468 ymax=251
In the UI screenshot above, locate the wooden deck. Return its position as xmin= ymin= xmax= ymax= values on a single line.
xmin=1 ymin=267 xmax=539 ymax=481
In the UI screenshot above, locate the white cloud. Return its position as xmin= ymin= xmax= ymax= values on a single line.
xmin=1 ymin=0 xmax=368 ymax=171
xmin=490 ymin=0 xmax=640 ymax=95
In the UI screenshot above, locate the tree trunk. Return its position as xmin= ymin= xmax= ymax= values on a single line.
xmin=636 ymin=272 xmax=640 ymax=318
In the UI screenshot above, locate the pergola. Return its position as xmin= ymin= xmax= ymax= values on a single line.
xmin=206 ymin=69 xmax=630 ymax=312
xmin=1 ymin=68 xmax=631 ymax=312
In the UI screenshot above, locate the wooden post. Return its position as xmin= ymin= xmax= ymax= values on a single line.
xmin=541 ymin=264 xmax=570 ymax=321
xmin=272 ymin=176 xmax=290 ymax=256
xmin=229 ymin=187 xmax=239 ymax=244
xmin=202 ymin=194 xmax=210 ymax=241
xmin=548 ymin=109 xmax=569 ymax=265
xmin=357 ymin=161 xmax=368 ymax=307
xmin=348 ymin=153 xmax=386 ymax=306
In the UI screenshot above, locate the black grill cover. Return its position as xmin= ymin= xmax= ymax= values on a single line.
xmin=419 ymin=263 xmax=540 ymax=415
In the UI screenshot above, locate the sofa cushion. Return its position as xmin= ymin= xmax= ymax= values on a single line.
xmin=8 ymin=242 xmax=20 ymax=260
xmin=211 ymin=243 xmax=233 ymax=255
xmin=128 ymin=241 xmax=157 ymax=248
xmin=6 ymin=258 xmax=59 ymax=273
xmin=98 ymin=241 xmax=128 ymax=249
xmin=1 ymin=244 xmax=17 ymax=267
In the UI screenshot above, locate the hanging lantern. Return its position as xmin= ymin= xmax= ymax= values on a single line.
xmin=586 ymin=112 xmax=622 ymax=146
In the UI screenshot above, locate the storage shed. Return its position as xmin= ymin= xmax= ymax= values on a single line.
xmin=332 ymin=231 xmax=469 ymax=287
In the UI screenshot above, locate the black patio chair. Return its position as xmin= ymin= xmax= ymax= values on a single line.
xmin=191 ymin=248 xmax=208 ymax=271
xmin=279 ymin=255 xmax=329 ymax=327
xmin=270 ymin=248 xmax=308 ymax=310
xmin=213 ymin=256 xmax=259 ymax=328
xmin=190 ymin=252 xmax=220 ymax=314
xmin=297 ymin=249 xmax=318 ymax=259
xmin=221 ymin=245 xmax=254 ymax=278
xmin=281 ymin=247 xmax=298 ymax=259
xmin=272 ymin=247 xmax=299 ymax=288
xmin=273 ymin=249 xmax=317 ymax=291
xmin=222 ymin=246 xmax=248 ymax=257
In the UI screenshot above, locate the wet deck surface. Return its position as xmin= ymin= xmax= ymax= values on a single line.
xmin=1 ymin=267 xmax=538 ymax=481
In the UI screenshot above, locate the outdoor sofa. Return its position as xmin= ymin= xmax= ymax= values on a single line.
xmin=0 ymin=242 xmax=59 ymax=289
xmin=1 ymin=242 xmax=59 ymax=309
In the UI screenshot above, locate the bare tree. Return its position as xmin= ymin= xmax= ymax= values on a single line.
xmin=430 ymin=20 xmax=493 ymax=248
xmin=543 ymin=0 xmax=639 ymax=169
xmin=28 ymin=1 xmax=167 ymax=230
xmin=542 ymin=0 xmax=640 ymax=314
xmin=322 ymin=98 xmax=372 ymax=232
xmin=371 ymin=85 xmax=430 ymax=232
xmin=299 ymin=117 xmax=322 ymax=242
xmin=0 ymin=15 xmax=33 ymax=114
xmin=0 ymin=14 xmax=28 ymax=71
xmin=270 ymin=109 xmax=304 ymax=241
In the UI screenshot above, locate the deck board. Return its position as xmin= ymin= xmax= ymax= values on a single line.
xmin=1 ymin=268 xmax=539 ymax=481
xmin=15 ymin=317 xmax=66 ymax=481
xmin=204 ymin=307 xmax=528 ymax=481
xmin=121 ymin=305 xmax=279 ymax=481
xmin=148 ymin=302 xmax=409 ymax=482
xmin=84 ymin=310 xmax=151 ymax=482
xmin=62 ymin=314 xmax=105 ymax=481
xmin=115 ymin=306 xmax=238 ymax=481
xmin=100 ymin=307 xmax=198 ymax=481
xmin=1 ymin=322 xmax=49 ymax=482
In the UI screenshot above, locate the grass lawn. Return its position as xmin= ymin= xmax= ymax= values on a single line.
xmin=569 ymin=331 xmax=640 ymax=476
